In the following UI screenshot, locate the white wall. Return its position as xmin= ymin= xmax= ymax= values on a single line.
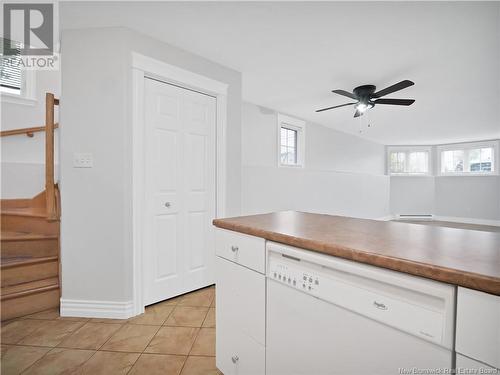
xmin=241 ymin=102 xmax=389 ymax=219
xmin=389 ymin=176 xmax=435 ymax=216
xmin=391 ymin=175 xmax=500 ymax=222
xmin=389 ymin=145 xmax=500 ymax=223
xmin=434 ymin=176 xmax=500 ymax=221
xmin=60 ymin=26 xmax=242 ymax=307
xmin=1 ymin=70 xmax=61 ymax=198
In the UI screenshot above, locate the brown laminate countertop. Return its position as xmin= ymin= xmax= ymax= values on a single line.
xmin=213 ymin=211 xmax=500 ymax=296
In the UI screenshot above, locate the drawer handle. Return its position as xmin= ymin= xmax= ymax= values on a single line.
xmin=373 ymin=301 xmax=388 ymax=310
xmin=231 ymin=355 xmax=239 ymax=363
xmin=164 ymin=202 xmax=171 ymax=208
xmin=231 ymin=245 xmax=239 ymax=252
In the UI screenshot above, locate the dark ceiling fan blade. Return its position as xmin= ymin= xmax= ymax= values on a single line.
xmin=354 ymin=109 xmax=363 ymax=118
xmin=373 ymin=80 xmax=414 ymax=98
xmin=332 ymin=89 xmax=357 ymax=100
xmin=374 ymin=98 xmax=415 ymax=106
xmin=316 ymin=102 xmax=357 ymax=113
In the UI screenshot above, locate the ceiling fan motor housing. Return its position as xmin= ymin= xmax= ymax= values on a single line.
xmin=353 ymin=84 xmax=377 ymax=105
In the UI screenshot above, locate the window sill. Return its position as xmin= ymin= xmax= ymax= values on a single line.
xmin=389 ymin=173 xmax=432 ymax=177
xmin=389 ymin=173 xmax=498 ymax=177
xmin=437 ymin=173 xmax=498 ymax=177
xmin=1 ymin=93 xmax=37 ymax=106
xmin=279 ymin=163 xmax=304 ymax=169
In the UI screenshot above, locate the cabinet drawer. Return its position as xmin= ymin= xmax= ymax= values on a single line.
xmin=234 ymin=332 xmax=266 ymax=375
xmin=216 ymin=256 xmax=266 ymax=345
xmin=456 ymin=287 xmax=500 ymax=369
xmin=216 ymin=332 xmax=265 ymax=375
xmin=215 ymin=228 xmax=265 ymax=273
xmin=216 ymin=256 xmax=266 ymax=375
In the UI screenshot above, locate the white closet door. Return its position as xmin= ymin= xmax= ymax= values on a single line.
xmin=143 ymin=78 xmax=216 ymax=305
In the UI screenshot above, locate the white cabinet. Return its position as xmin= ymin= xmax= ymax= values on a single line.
xmin=216 ymin=253 xmax=266 ymax=374
xmin=456 ymin=287 xmax=500 ymax=369
xmin=215 ymin=228 xmax=266 ymax=273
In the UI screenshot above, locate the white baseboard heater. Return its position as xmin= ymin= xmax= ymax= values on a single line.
xmin=397 ymin=214 xmax=433 ymax=221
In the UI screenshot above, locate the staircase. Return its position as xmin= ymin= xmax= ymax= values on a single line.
xmin=1 ymin=93 xmax=60 ymax=321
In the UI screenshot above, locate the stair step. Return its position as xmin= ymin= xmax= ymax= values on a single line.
xmin=1 ymin=206 xmax=47 ymax=218
xmin=1 ymin=230 xmax=58 ymax=258
xmin=1 ymin=278 xmax=59 ymax=321
xmin=1 ymin=255 xmax=58 ymax=268
xmin=1 ymin=256 xmax=59 ymax=286
xmin=1 ymin=231 xmax=58 ymax=241
xmin=1 ymin=277 xmax=59 ymax=298
xmin=1 ymin=192 xmax=59 ymax=234
xmin=1 ymin=214 xmax=59 ymax=235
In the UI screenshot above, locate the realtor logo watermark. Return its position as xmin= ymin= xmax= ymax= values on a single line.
xmin=2 ymin=2 xmax=59 ymax=70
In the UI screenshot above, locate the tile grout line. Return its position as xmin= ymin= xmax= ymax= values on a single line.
xmin=125 ymin=300 xmax=179 ymax=374
xmin=66 ymin=320 xmax=129 ymax=372
xmin=127 ymin=296 xmax=213 ymax=374
xmin=18 ymin=319 xmax=92 ymax=374
xmin=179 ymin=294 xmax=214 ymax=374
xmin=200 ymin=306 xmax=211 ymax=328
xmin=4 ymin=287 xmax=216 ymax=374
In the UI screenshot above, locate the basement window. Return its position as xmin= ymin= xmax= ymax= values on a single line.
xmin=278 ymin=113 xmax=305 ymax=167
xmin=388 ymin=146 xmax=431 ymax=176
xmin=437 ymin=141 xmax=498 ymax=176
xmin=0 ymin=38 xmax=36 ymax=105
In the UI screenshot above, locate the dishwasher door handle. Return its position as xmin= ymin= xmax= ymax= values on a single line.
xmin=373 ymin=301 xmax=388 ymax=310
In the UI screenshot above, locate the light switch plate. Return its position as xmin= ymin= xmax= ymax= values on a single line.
xmin=73 ymin=153 xmax=93 ymax=168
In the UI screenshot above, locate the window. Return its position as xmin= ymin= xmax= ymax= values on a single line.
xmin=388 ymin=147 xmax=430 ymax=175
xmin=0 ymin=38 xmax=36 ymax=105
xmin=277 ymin=113 xmax=305 ymax=167
xmin=1 ymin=38 xmax=22 ymax=95
xmin=438 ymin=141 xmax=498 ymax=175
xmin=280 ymin=127 xmax=297 ymax=165
xmin=441 ymin=150 xmax=464 ymax=173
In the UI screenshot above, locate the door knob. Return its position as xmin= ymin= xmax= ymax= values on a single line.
xmin=231 ymin=355 xmax=239 ymax=363
xmin=164 ymin=202 xmax=171 ymax=208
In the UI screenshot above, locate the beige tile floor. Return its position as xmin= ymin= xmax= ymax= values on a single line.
xmin=1 ymin=286 xmax=220 ymax=375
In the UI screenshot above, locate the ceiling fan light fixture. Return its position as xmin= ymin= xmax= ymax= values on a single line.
xmin=355 ymin=102 xmax=374 ymax=113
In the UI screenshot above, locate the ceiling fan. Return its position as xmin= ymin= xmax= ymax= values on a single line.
xmin=316 ymin=80 xmax=415 ymax=118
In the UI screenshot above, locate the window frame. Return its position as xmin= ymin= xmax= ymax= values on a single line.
xmin=277 ymin=113 xmax=305 ymax=168
xmin=437 ymin=140 xmax=499 ymax=176
xmin=1 ymin=38 xmax=37 ymax=106
xmin=387 ymin=146 xmax=432 ymax=176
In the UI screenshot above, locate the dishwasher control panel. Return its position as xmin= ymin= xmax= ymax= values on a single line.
xmin=269 ymin=254 xmax=322 ymax=296
xmin=266 ymin=241 xmax=456 ymax=349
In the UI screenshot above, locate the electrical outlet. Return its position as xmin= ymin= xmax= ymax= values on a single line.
xmin=73 ymin=153 xmax=93 ymax=168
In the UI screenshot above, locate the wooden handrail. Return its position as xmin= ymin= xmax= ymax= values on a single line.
xmin=0 ymin=123 xmax=59 ymax=138
xmin=2 ymin=93 xmax=59 ymax=221
xmin=45 ymin=93 xmax=57 ymax=221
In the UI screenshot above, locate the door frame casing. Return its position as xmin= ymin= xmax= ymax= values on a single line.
xmin=131 ymin=52 xmax=228 ymax=316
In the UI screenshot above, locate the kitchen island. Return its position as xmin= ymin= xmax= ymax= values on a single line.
xmin=213 ymin=211 xmax=500 ymax=374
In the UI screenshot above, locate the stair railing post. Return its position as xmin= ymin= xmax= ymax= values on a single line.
xmin=45 ymin=93 xmax=56 ymax=220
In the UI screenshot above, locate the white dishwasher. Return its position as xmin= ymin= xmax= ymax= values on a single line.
xmin=266 ymin=242 xmax=456 ymax=375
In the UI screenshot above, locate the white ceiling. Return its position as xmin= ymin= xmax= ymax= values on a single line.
xmin=60 ymin=2 xmax=500 ymax=145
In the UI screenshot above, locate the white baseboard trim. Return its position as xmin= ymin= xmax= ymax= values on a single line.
xmin=375 ymin=215 xmax=396 ymax=221
xmin=60 ymin=299 xmax=135 ymax=319
xmin=397 ymin=214 xmax=434 ymax=221
xmin=432 ymin=216 xmax=500 ymax=227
